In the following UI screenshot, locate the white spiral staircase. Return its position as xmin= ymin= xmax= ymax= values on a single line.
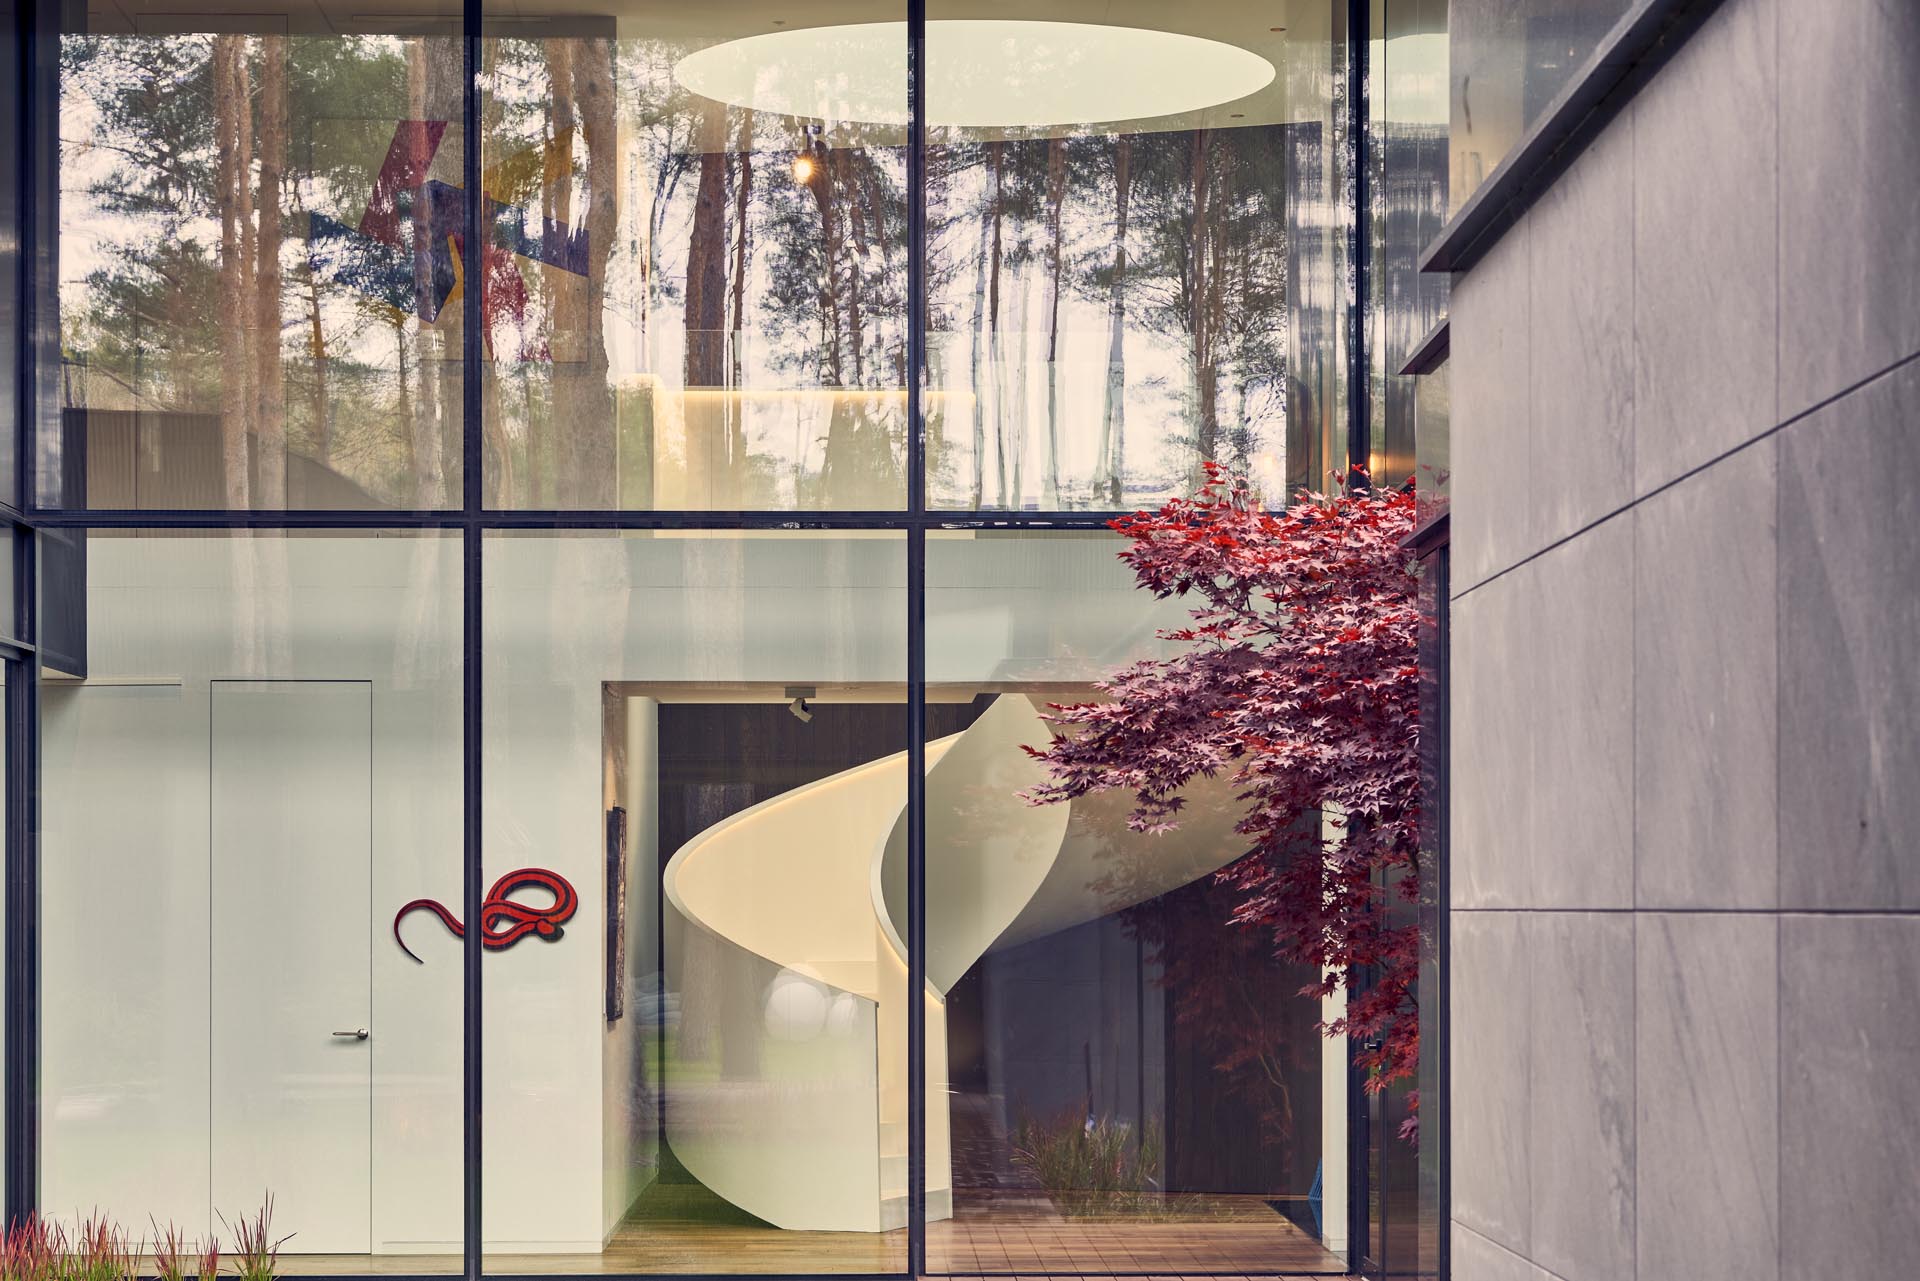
xmin=660 ymin=694 xmax=1246 ymax=1231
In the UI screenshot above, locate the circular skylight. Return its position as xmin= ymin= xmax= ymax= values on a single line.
xmin=673 ymin=20 xmax=1277 ymax=130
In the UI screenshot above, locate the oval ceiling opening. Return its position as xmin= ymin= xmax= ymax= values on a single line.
xmin=673 ymin=20 xmax=1277 ymax=130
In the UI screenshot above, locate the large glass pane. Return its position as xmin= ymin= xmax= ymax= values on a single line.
xmin=0 ymin=660 xmax=7 ymax=1171
xmin=1414 ymin=357 xmax=1449 ymax=529
xmin=479 ymin=6 xmax=908 ymax=511
xmin=1368 ymin=0 xmax=1449 ymax=494
xmin=924 ymin=530 xmax=1345 ymax=1275
xmin=56 ymin=5 xmax=465 ymax=510
xmin=1 ymin=3 xmax=20 ymax=512
xmin=1449 ymin=0 xmax=1634 ymax=212
xmin=925 ymin=5 xmax=1345 ymax=511
xmin=1367 ymin=35 xmax=1447 ymax=1269
xmin=39 ymin=529 xmax=462 ymax=1274
xmin=483 ymin=530 xmax=908 ymax=1273
xmin=0 ymin=526 xmax=17 ymax=645
xmin=1412 ymin=547 xmax=1449 ymax=1281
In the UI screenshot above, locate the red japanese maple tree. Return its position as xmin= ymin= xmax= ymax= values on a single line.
xmin=1024 ymin=465 xmax=1424 ymax=1119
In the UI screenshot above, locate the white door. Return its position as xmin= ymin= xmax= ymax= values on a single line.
xmin=211 ymin=681 xmax=373 ymax=1254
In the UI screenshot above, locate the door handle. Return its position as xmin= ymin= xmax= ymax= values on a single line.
xmin=333 ymin=1028 xmax=370 ymax=1040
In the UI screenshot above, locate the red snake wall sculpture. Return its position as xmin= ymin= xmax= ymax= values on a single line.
xmin=393 ymin=867 xmax=578 ymax=964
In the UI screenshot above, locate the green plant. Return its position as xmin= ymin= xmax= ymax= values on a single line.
xmin=149 ymin=1220 xmax=184 ymax=1281
xmin=149 ymin=1219 xmax=217 ymax=1281
xmin=2 ymin=1216 xmax=60 ymax=1281
xmin=55 ymin=1215 xmax=135 ymax=1281
xmin=195 ymin=1235 xmax=221 ymax=1281
xmin=0 ymin=1212 xmax=228 ymax=1281
xmin=220 ymin=1195 xmax=289 ymax=1281
xmin=1010 ymin=1109 xmax=1197 ymax=1219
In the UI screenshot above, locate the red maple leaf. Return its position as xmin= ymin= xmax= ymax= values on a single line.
xmin=1025 ymin=465 xmax=1424 ymax=1129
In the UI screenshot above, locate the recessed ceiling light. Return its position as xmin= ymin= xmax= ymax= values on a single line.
xmin=674 ymin=20 xmax=1276 ymax=129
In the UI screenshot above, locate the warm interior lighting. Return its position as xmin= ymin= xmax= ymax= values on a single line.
xmin=673 ymin=20 xmax=1276 ymax=129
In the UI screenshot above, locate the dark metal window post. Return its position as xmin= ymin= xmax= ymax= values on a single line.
xmin=462 ymin=3 xmax=485 ymax=1280
xmin=1347 ymin=0 xmax=1374 ymax=497
xmin=1428 ymin=545 xmax=1451 ymax=1281
xmin=904 ymin=2 xmax=929 ymax=1278
xmin=1345 ymin=0 xmax=1374 ymax=1272
xmin=4 ymin=0 xmax=55 ymax=1229
xmin=3 ymin=544 xmax=40 ymax=1227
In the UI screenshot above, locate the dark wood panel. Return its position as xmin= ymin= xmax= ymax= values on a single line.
xmin=656 ymin=700 xmax=982 ymax=869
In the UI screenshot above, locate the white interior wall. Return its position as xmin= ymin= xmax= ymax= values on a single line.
xmin=1319 ymin=807 xmax=1350 ymax=1255
xmin=42 ymin=529 xmax=1192 ymax=1253
xmin=43 ymin=535 xmax=464 ymax=1252
xmin=603 ymin=695 xmax=661 ymax=1237
xmin=482 ymin=534 xmax=909 ymax=1250
xmin=43 ymin=680 xmax=213 ymax=1236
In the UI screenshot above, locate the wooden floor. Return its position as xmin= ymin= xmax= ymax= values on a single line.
xmin=926 ymin=1209 xmax=1343 ymax=1276
xmin=277 ymin=1189 xmax=1343 ymax=1277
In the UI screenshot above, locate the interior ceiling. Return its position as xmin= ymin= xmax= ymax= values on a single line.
xmin=84 ymin=1 xmax=1333 ymax=137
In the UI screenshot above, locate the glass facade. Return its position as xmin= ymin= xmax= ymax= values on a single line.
xmin=1366 ymin=0 xmax=1450 ymax=494
xmin=0 ymin=0 xmax=18 ymax=513
xmin=55 ymin=9 xmax=467 ymax=510
xmin=1363 ymin=10 xmax=1448 ymax=1276
xmin=481 ymin=530 xmax=908 ymax=1272
xmin=1 ymin=1 xmax=1448 ymax=1278
xmin=1447 ymin=0 xmax=1633 ymax=210
xmin=922 ymin=5 xmax=1346 ymax=509
xmin=1411 ymin=542 xmax=1450 ymax=1281
xmin=923 ymin=532 xmax=1345 ymax=1274
xmin=39 ymin=530 xmax=464 ymax=1264
xmin=475 ymin=10 xmax=911 ymax=511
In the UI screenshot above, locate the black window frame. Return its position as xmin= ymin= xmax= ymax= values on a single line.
xmin=0 ymin=0 xmax=1414 ymax=1277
